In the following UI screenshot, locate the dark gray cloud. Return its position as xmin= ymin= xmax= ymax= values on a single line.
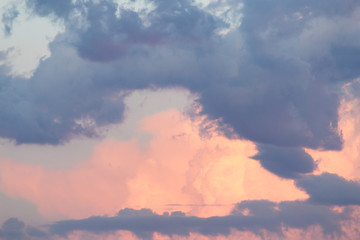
xmin=296 ymin=173 xmax=360 ymax=206
xmin=71 ymin=0 xmax=220 ymax=62
xmin=1 ymin=5 xmax=19 ymax=36
xmin=251 ymin=144 xmax=316 ymax=179
xmin=1 ymin=0 xmax=360 ymax=154
xmin=49 ymin=202 xmax=352 ymax=239
xmin=0 ymin=218 xmax=47 ymax=240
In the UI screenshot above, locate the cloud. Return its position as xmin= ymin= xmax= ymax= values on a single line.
xmin=49 ymin=201 xmax=352 ymax=239
xmin=195 ymin=0 xmax=360 ymax=150
xmin=251 ymin=145 xmax=316 ymax=179
xmin=1 ymin=5 xmax=19 ymax=36
xmin=0 ymin=69 xmax=126 ymax=144
xmin=0 ymin=192 xmax=45 ymax=226
xmin=71 ymin=0 xmax=220 ymax=62
xmin=0 ymin=110 xmax=307 ymax=219
xmin=0 ymin=48 xmax=13 ymax=75
xmin=304 ymin=87 xmax=360 ymax=180
xmin=2 ymin=0 xmax=358 ymax=150
xmin=296 ymin=173 xmax=360 ymax=206
xmin=26 ymin=0 xmax=73 ymax=18
xmin=0 ymin=218 xmax=46 ymax=240
xmin=2 ymin=2 xmax=360 ymax=239
xmin=0 ymin=1 xmax=359 ymax=183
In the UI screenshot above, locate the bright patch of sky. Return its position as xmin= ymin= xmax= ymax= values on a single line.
xmin=0 ymin=0 xmax=64 ymax=78
xmin=114 ymin=0 xmax=156 ymax=27
xmin=113 ymin=0 xmax=243 ymax=34
xmin=192 ymin=0 xmax=243 ymax=35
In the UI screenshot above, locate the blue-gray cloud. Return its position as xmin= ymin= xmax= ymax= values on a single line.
xmin=0 ymin=218 xmax=47 ymax=240
xmin=251 ymin=144 xmax=316 ymax=179
xmin=26 ymin=0 xmax=73 ymax=18
xmin=1 ymin=0 xmax=360 ymax=153
xmin=296 ymin=173 xmax=360 ymax=205
xmin=0 ymin=73 xmax=126 ymax=144
xmin=72 ymin=0 xmax=220 ymax=62
xmin=49 ymin=202 xmax=352 ymax=239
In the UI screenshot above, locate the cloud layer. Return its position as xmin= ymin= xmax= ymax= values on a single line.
xmin=49 ymin=201 xmax=353 ymax=239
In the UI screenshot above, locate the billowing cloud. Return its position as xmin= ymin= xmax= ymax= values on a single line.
xmin=195 ymin=0 xmax=360 ymax=150
xmin=0 ymin=0 xmax=359 ymax=152
xmin=0 ymin=110 xmax=306 ymax=219
xmin=2 ymin=1 xmax=360 ymax=238
xmin=296 ymin=173 xmax=360 ymax=206
xmin=72 ymin=0 xmax=220 ymax=62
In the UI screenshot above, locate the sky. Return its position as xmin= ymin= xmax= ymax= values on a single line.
xmin=1 ymin=0 xmax=360 ymax=239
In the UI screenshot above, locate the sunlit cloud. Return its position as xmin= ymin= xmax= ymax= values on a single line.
xmin=0 ymin=109 xmax=307 ymax=220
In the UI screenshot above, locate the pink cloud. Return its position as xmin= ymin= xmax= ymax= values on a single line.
xmin=0 ymin=110 xmax=306 ymax=220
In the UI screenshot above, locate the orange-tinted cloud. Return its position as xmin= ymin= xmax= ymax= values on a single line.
xmin=0 ymin=138 xmax=142 ymax=219
xmin=0 ymin=110 xmax=306 ymax=220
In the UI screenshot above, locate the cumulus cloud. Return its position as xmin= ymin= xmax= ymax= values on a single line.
xmin=296 ymin=173 xmax=360 ymax=206
xmin=194 ymin=0 xmax=359 ymax=150
xmin=0 ymin=110 xmax=262 ymax=219
xmin=72 ymin=0 xmax=220 ymax=62
xmin=0 ymin=0 xmax=359 ymax=182
xmin=2 ymin=2 xmax=360 ymax=239
xmin=1 ymin=0 xmax=357 ymax=148
xmin=49 ymin=201 xmax=352 ymax=239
